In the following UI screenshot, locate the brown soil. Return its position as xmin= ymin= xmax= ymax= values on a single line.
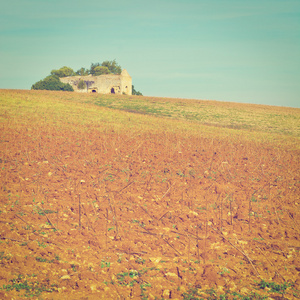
xmin=0 ymin=94 xmax=300 ymax=299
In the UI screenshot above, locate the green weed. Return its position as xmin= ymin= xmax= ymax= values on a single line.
xmin=1 ymin=274 xmax=58 ymax=298
xmin=100 ymin=259 xmax=111 ymax=268
xmin=0 ymin=252 xmax=11 ymax=261
xmin=256 ymin=279 xmax=292 ymax=295
xmin=181 ymin=280 xmax=296 ymax=300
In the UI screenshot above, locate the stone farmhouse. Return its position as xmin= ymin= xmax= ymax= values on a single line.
xmin=59 ymin=69 xmax=132 ymax=95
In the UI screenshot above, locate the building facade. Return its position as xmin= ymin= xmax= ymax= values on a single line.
xmin=59 ymin=69 xmax=132 ymax=95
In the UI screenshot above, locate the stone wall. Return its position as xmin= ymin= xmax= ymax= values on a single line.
xmin=59 ymin=69 xmax=132 ymax=95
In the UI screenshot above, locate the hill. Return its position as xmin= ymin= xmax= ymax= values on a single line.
xmin=0 ymin=89 xmax=299 ymax=299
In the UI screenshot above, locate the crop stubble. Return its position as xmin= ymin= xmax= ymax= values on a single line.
xmin=0 ymin=90 xmax=299 ymax=299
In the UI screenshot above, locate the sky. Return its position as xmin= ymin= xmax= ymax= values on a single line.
xmin=0 ymin=0 xmax=299 ymax=108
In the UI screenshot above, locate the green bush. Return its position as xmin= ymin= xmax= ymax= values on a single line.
xmin=77 ymin=79 xmax=87 ymax=90
xmin=132 ymin=85 xmax=143 ymax=96
xmin=31 ymin=75 xmax=74 ymax=91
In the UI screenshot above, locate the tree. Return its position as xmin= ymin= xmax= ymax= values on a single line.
xmin=31 ymin=75 xmax=74 ymax=91
xmin=101 ymin=59 xmax=122 ymax=74
xmin=89 ymin=60 xmax=122 ymax=75
xmin=89 ymin=63 xmax=101 ymax=76
xmin=51 ymin=66 xmax=75 ymax=77
xmin=94 ymin=66 xmax=111 ymax=76
xmin=132 ymin=85 xmax=143 ymax=96
xmin=76 ymin=67 xmax=89 ymax=76
xmin=77 ymin=79 xmax=87 ymax=90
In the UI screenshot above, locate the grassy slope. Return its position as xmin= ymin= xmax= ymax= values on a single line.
xmin=1 ymin=89 xmax=299 ymax=148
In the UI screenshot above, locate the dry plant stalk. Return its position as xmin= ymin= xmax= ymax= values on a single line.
xmin=158 ymin=211 xmax=170 ymax=221
xmin=161 ymin=236 xmax=182 ymax=256
xmin=15 ymin=214 xmax=42 ymax=238
xmin=248 ymin=193 xmax=251 ymax=232
xmin=188 ymin=234 xmax=191 ymax=263
xmin=107 ymin=192 xmax=119 ymax=238
xmin=78 ymin=194 xmax=82 ymax=230
xmin=204 ymin=193 xmax=209 ymax=264
xmin=229 ymin=194 xmax=233 ymax=226
xmin=203 ymin=184 xmax=213 ymax=264
xmin=140 ymin=225 xmax=182 ymax=256
xmin=216 ymin=193 xmax=222 ymax=231
xmin=196 ymin=224 xmax=200 ymax=261
xmin=57 ymin=207 xmax=59 ymax=231
xmin=105 ymin=208 xmax=108 ymax=249
xmin=209 ymin=148 xmax=216 ymax=170
xmin=38 ymin=205 xmax=61 ymax=235
xmin=160 ymin=182 xmax=173 ymax=202
xmin=255 ymin=245 xmax=285 ymax=281
xmin=15 ymin=214 xmax=59 ymax=246
xmin=142 ymin=174 xmax=152 ymax=197
xmin=116 ymin=180 xmax=134 ymax=194
xmin=0 ymin=236 xmax=25 ymax=243
xmin=80 ymin=204 xmax=95 ymax=232
xmin=210 ymin=225 xmax=260 ymax=278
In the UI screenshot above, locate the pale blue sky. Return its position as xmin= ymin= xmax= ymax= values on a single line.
xmin=0 ymin=0 xmax=299 ymax=107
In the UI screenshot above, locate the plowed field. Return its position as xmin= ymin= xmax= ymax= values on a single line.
xmin=0 ymin=89 xmax=299 ymax=299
